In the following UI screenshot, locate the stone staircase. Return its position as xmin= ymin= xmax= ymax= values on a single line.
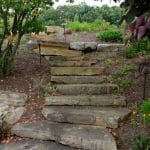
xmin=1 ymin=48 xmax=131 ymax=150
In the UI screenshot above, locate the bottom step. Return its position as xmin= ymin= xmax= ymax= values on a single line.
xmin=12 ymin=121 xmax=117 ymax=150
xmin=0 ymin=140 xmax=76 ymax=150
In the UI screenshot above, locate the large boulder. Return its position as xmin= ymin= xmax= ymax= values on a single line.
xmin=70 ymin=42 xmax=97 ymax=52
xmin=0 ymin=91 xmax=27 ymax=126
xmin=70 ymin=42 xmax=85 ymax=51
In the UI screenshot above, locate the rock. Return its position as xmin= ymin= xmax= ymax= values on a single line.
xmin=0 ymin=91 xmax=27 ymax=125
xmin=42 ymin=106 xmax=131 ymax=128
xmin=4 ymin=107 xmax=25 ymax=125
xmin=70 ymin=42 xmax=97 ymax=52
xmin=51 ymin=67 xmax=105 ymax=76
xmin=97 ymin=43 xmax=124 ymax=52
xmin=51 ymin=76 xmax=108 ymax=84
xmin=0 ymin=140 xmax=77 ymax=150
xmin=26 ymin=40 xmax=38 ymax=50
xmin=55 ymin=84 xmax=117 ymax=95
xmin=45 ymin=95 xmax=126 ymax=106
xmin=84 ymin=42 xmax=97 ymax=52
xmin=12 ymin=121 xmax=117 ymax=150
xmin=0 ymin=91 xmax=27 ymax=106
xmin=70 ymin=42 xmax=85 ymax=51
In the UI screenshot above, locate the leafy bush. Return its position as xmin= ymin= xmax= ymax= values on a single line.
xmin=67 ymin=20 xmax=114 ymax=32
xmin=125 ymin=37 xmax=150 ymax=58
xmin=111 ymin=65 xmax=136 ymax=93
xmin=98 ymin=30 xmax=123 ymax=42
xmin=140 ymin=100 xmax=150 ymax=123
xmin=132 ymin=134 xmax=150 ymax=150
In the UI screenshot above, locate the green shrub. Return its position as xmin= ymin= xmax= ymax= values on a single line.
xmin=140 ymin=100 xmax=150 ymax=123
xmin=98 ymin=30 xmax=123 ymax=42
xmin=132 ymin=133 xmax=150 ymax=150
xmin=67 ymin=19 xmax=114 ymax=32
xmin=111 ymin=65 xmax=136 ymax=93
xmin=125 ymin=37 xmax=150 ymax=58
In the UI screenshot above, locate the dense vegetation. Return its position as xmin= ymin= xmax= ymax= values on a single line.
xmin=40 ymin=4 xmax=123 ymax=26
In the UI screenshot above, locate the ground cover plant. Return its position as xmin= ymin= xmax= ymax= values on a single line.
xmin=97 ymin=29 xmax=123 ymax=42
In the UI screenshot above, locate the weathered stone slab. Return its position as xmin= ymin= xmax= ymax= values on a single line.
xmin=0 ymin=104 xmax=25 ymax=125
xmin=0 ymin=91 xmax=27 ymax=125
xmin=70 ymin=42 xmax=85 ymax=51
xmin=3 ymin=107 xmax=25 ymax=125
xmin=51 ymin=76 xmax=108 ymax=84
xmin=70 ymin=42 xmax=97 ymax=52
xmin=51 ymin=67 xmax=105 ymax=76
xmin=49 ymin=60 xmax=96 ymax=67
xmin=0 ymin=91 xmax=27 ymax=106
xmin=33 ymin=47 xmax=82 ymax=57
xmin=55 ymin=84 xmax=117 ymax=95
xmin=0 ymin=140 xmax=77 ymax=150
xmin=42 ymin=106 xmax=131 ymax=128
xmin=12 ymin=121 xmax=117 ymax=150
xmin=97 ymin=44 xmax=124 ymax=52
xmin=45 ymin=95 xmax=126 ymax=106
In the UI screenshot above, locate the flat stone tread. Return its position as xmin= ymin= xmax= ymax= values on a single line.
xmin=33 ymin=47 xmax=82 ymax=57
xmin=49 ymin=60 xmax=97 ymax=67
xmin=51 ymin=76 xmax=109 ymax=84
xmin=42 ymin=106 xmax=131 ymax=128
xmin=12 ymin=121 xmax=117 ymax=150
xmin=51 ymin=67 xmax=105 ymax=76
xmin=0 ymin=91 xmax=27 ymax=106
xmin=55 ymin=84 xmax=117 ymax=95
xmin=0 ymin=140 xmax=77 ymax=150
xmin=45 ymin=95 xmax=126 ymax=106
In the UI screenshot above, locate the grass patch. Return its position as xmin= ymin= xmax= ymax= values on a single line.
xmin=67 ymin=19 xmax=115 ymax=32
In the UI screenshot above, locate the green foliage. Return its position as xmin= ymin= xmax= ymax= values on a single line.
xmin=41 ymin=4 xmax=123 ymax=26
xmin=125 ymin=37 xmax=150 ymax=58
xmin=130 ymin=101 xmax=150 ymax=150
xmin=132 ymin=133 xmax=150 ymax=150
xmin=98 ymin=30 xmax=123 ymax=42
xmin=115 ymin=65 xmax=136 ymax=77
xmin=33 ymin=77 xmax=56 ymax=98
xmin=140 ymin=100 xmax=150 ymax=123
xmin=67 ymin=20 xmax=113 ymax=32
xmin=0 ymin=0 xmax=54 ymax=76
xmin=111 ymin=65 xmax=136 ymax=93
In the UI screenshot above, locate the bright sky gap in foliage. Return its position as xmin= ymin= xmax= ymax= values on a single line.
xmin=53 ymin=0 xmax=122 ymax=8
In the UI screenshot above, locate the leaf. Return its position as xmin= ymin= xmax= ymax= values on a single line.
xmin=137 ymin=25 xmax=147 ymax=41
xmin=135 ymin=15 xmax=145 ymax=29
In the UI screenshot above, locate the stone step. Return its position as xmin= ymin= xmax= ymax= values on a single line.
xmin=51 ymin=67 xmax=105 ymax=76
xmin=55 ymin=84 xmax=117 ymax=95
xmin=49 ymin=60 xmax=97 ymax=67
xmin=0 ymin=140 xmax=77 ymax=150
xmin=51 ymin=76 xmax=108 ymax=84
xmin=45 ymin=95 xmax=126 ymax=106
xmin=33 ymin=47 xmax=82 ymax=57
xmin=12 ymin=121 xmax=117 ymax=150
xmin=0 ymin=91 xmax=27 ymax=106
xmin=42 ymin=106 xmax=131 ymax=128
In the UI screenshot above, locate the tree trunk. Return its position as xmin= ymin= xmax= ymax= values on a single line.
xmin=0 ymin=44 xmax=14 ymax=77
xmin=0 ymin=34 xmax=22 ymax=77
